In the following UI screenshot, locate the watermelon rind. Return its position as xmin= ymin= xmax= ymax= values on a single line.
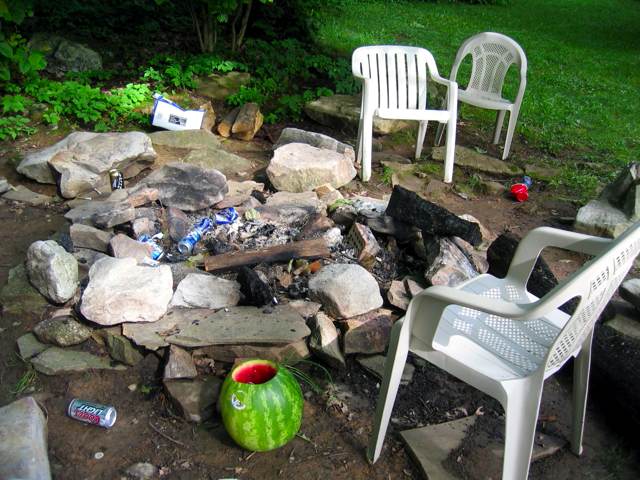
xmin=219 ymin=359 xmax=304 ymax=452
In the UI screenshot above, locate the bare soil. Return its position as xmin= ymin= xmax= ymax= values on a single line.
xmin=1 ymin=121 xmax=639 ymax=480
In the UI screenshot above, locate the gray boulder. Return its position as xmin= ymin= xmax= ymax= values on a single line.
xmin=308 ymin=263 xmax=383 ymax=319
xmin=195 ymin=71 xmax=251 ymax=100
xmin=170 ymin=273 xmax=241 ymax=309
xmin=304 ymin=94 xmax=411 ymax=134
xmin=0 ymin=397 xmax=51 ymax=480
xmin=48 ymin=132 xmax=156 ymax=198
xmin=33 ymin=315 xmax=92 ymax=347
xmin=267 ymin=142 xmax=356 ymax=192
xmin=575 ymin=199 xmax=632 ymax=238
xmin=18 ymin=132 xmax=156 ymax=197
xmin=26 ymin=240 xmax=78 ymax=304
xmin=134 ymin=162 xmax=228 ymax=211
xmin=30 ymin=33 xmax=102 ymax=74
xmin=80 ymin=257 xmax=173 ymax=326
xmin=17 ymin=132 xmax=98 ymax=184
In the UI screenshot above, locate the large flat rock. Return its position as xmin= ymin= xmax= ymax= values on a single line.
xmin=182 ymin=147 xmax=253 ymax=176
xmin=133 ymin=162 xmax=228 ymax=211
xmin=30 ymin=347 xmax=126 ymax=375
xmin=304 ymin=94 xmax=411 ymax=135
xmin=432 ymin=145 xmax=522 ymax=176
xmin=164 ymin=305 xmax=310 ymax=347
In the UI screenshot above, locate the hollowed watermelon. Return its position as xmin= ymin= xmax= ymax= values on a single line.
xmin=218 ymin=359 xmax=303 ymax=452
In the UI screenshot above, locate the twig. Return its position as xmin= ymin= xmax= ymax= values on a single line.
xmin=148 ymin=420 xmax=186 ymax=447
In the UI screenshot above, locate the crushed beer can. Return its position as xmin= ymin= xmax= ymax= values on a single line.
xmin=67 ymin=398 xmax=117 ymax=428
xmin=214 ymin=207 xmax=239 ymax=225
xmin=108 ymin=168 xmax=124 ymax=191
xmin=177 ymin=217 xmax=213 ymax=254
xmin=138 ymin=233 xmax=165 ymax=261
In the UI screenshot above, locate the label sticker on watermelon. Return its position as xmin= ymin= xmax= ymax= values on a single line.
xmin=231 ymin=393 xmax=245 ymax=410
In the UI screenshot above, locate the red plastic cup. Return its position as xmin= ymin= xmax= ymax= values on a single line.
xmin=510 ymin=183 xmax=529 ymax=202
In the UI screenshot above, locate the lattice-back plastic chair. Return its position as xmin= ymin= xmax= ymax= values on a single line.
xmin=352 ymin=46 xmax=458 ymax=183
xmin=368 ymin=222 xmax=640 ymax=479
xmin=435 ymin=32 xmax=527 ymax=160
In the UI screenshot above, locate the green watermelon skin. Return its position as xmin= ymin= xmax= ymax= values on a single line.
xmin=219 ymin=360 xmax=304 ymax=452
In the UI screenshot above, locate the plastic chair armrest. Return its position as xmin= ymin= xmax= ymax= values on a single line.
xmin=507 ymin=227 xmax=612 ymax=286
xmin=415 ymin=285 xmax=532 ymax=319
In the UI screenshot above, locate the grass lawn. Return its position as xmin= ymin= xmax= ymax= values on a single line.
xmin=313 ymin=0 xmax=640 ymax=195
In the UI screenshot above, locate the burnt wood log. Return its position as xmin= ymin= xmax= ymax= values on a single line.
xmin=204 ymin=238 xmax=330 ymax=272
xmin=486 ymin=232 xmax=558 ymax=299
xmin=592 ymin=322 xmax=640 ymax=431
xmin=236 ymin=266 xmax=275 ymax=307
xmin=385 ymin=185 xmax=481 ymax=246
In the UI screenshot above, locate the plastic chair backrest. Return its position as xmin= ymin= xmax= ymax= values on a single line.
xmin=352 ymin=46 xmax=440 ymax=111
xmin=543 ymin=223 xmax=640 ymax=373
xmin=451 ymin=32 xmax=527 ymax=96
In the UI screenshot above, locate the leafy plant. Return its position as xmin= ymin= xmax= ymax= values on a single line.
xmin=0 ymin=114 xmax=36 ymax=140
xmin=381 ymin=165 xmax=394 ymax=185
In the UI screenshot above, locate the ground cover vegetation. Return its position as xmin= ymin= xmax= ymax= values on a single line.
xmin=1 ymin=0 xmax=638 ymax=198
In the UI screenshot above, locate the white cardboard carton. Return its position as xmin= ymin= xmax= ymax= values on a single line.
xmin=151 ymin=94 xmax=204 ymax=131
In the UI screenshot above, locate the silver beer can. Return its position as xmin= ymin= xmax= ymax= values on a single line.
xmin=67 ymin=398 xmax=117 ymax=428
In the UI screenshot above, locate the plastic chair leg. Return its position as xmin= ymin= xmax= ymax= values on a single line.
xmin=360 ymin=116 xmax=374 ymax=182
xmin=443 ymin=119 xmax=456 ymax=183
xmin=493 ymin=110 xmax=506 ymax=144
xmin=435 ymin=121 xmax=445 ymax=147
xmin=571 ymin=330 xmax=593 ymax=456
xmin=416 ymin=121 xmax=428 ymax=159
xmin=356 ymin=118 xmax=364 ymax=167
xmin=502 ymin=110 xmax=518 ymax=160
xmin=366 ymin=318 xmax=411 ymax=464
xmin=501 ymin=380 xmax=543 ymax=480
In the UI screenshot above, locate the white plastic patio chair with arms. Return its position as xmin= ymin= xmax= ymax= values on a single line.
xmin=352 ymin=46 xmax=458 ymax=183
xmin=435 ymin=32 xmax=527 ymax=160
xmin=368 ymin=222 xmax=640 ymax=479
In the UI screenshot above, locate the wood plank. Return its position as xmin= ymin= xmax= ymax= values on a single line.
xmin=204 ymin=238 xmax=330 ymax=272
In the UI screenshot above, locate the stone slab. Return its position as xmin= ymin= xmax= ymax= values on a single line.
xmin=164 ymin=305 xmax=311 ymax=347
xmin=400 ymin=416 xmax=477 ymax=480
xmin=30 ymin=347 xmax=126 ymax=375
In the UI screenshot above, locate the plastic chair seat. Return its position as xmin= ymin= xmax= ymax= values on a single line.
xmin=428 ymin=275 xmax=569 ymax=381
xmin=458 ymin=88 xmax=514 ymax=111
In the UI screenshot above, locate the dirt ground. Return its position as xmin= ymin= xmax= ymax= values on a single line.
xmin=1 ymin=121 xmax=640 ymax=480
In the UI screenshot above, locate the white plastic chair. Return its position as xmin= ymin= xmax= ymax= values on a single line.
xmin=436 ymin=32 xmax=527 ymax=160
xmin=352 ymin=46 xmax=458 ymax=183
xmin=368 ymin=222 xmax=640 ymax=479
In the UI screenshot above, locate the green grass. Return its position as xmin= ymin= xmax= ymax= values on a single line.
xmin=314 ymin=0 xmax=640 ymax=196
